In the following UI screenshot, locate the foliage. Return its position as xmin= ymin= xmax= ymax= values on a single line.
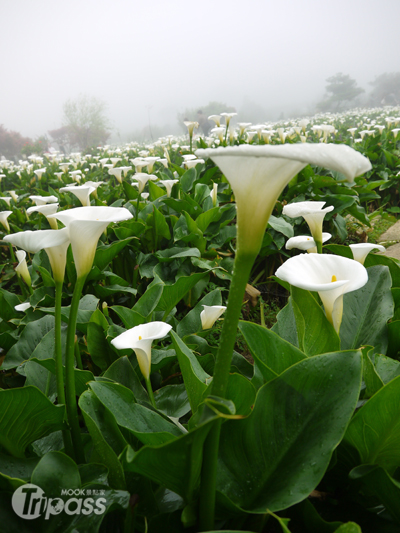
xmin=317 ymin=73 xmax=365 ymax=112
xmin=369 ymin=71 xmax=400 ymax=106
xmin=0 ymin=124 xmax=32 ymax=160
xmin=0 ymin=105 xmax=399 ymax=531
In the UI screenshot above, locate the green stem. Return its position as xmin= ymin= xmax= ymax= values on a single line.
xmin=210 ymin=251 xmax=255 ymax=398
xmin=135 ymin=194 xmax=140 ymax=221
xmin=55 ymin=280 xmax=74 ymax=457
xmin=65 ymin=275 xmax=86 ymax=463
xmin=74 ymin=337 xmax=83 ymax=370
xmin=189 ymin=134 xmax=193 ymax=152
xmin=199 ymin=250 xmax=255 ymax=531
xmin=145 ymin=377 xmax=156 ymax=409
xmin=316 ymin=240 xmax=322 ymax=254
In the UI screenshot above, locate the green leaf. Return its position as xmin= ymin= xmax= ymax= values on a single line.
xmin=0 ymin=288 xmax=21 ymax=321
xmin=31 ymin=451 xmax=80 ymax=495
xmin=343 ymin=375 xmax=400 ymax=474
xmin=155 ymin=384 xmax=191 ymax=419
xmin=239 ymin=321 xmax=307 ymax=384
xmin=155 ymin=247 xmax=201 ymax=262
xmin=180 ymin=167 xmax=197 ymax=192
xmin=122 ymin=412 xmax=218 ymax=501
xmin=216 ymin=350 xmax=362 ymax=513
xmin=93 ymin=237 xmax=134 ymax=272
xmin=170 ymin=331 xmax=210 ymax=413
xmin=0 ymin=387 xmax=65 ymax=458
xmin=89 ymin=381 xmax=182 ymax=445
xmin=154 ymin=270 xmax=209 ymax=318
xmin=271 ymin=299 xmax=299 ymax=348
xmin=365 ymin=253 xmax=400 ymax=288
xmin=79 ymin=390 xmax=127 ymax=489
xmin=133 ymin=283 xmax=163 ymax=320
xmin=340 ymin=265 xmax=393 ymax=353
xmin=2 ymin=315 xmax=55 ymax=370
xmin=196 ymin=207 xmax=221 ymax=233
xmin=0 ymin=453 xmax=39 ymax=491
xmin=87 ymin=322 xmax=117 ymax=371
xmin=268 ymin=215 xmax=294 ymax=238
xmin=291 ymin=288 xmax=340 ymax=355
xmin=103 ymin=356 xmax=148 ymax=403
xmin=110 ymin=305 xmax=146 ymax=329
xmin=349 ymin=465 xmax=400 ymax=524
xmin=361 ymin=346 xmax=384 ymax=398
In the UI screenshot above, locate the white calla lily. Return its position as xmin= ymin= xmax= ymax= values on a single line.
xmin=159 ymin=180 xmax=178 ymax=197
xmin=196 ymin=144 xmax=371 ymax=256
xmin=275 ymin=253 xmax=368 ymax=333
xmin=210 ymin=183 xmax=218 ymax=207
xmin=200 ymin=305 xmax=227 ymax=330
xmin=29 ymin=195 xmax=58 ymax=206
xmin=60 ymin=185 xmax=96 ymax=207
xmin=283 ymin=201 xmax=334 ymax=247
xmin=47 ymin=206 xmax=133 ymax=279
xmin=15 ymin=250 xmax=31 ymax=287
xmin=286 ymin=232 xmax=331 ymax=253
xmin=131 ymin=173 xmax=158 ymax=193
xmin=349 ymin=243 xmax=386 ymax=264
xmin=0 ymin=211 xmax=12 ymax=232
xmin=27 ymin=203 xmax=59 ymax=229
xmin=4 ymin=228 xmax=70 ymax=282
xmin=15 ymin=302 xmax=31 ymax=312
xmin=111 ymin=322 xmax=173 ymax=380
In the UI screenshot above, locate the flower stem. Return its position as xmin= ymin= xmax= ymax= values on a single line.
xmin=55 ymin=280 xmax=74 ymax=457
xmin=65 ymin=275 xmax=86 ymax=463
xmin=145 ymin=377 xmax=156 ymax=409
xmin=316 ymin=240 xmax=323 ymax=254
xmin=199 ymin=250 xmax=255 ymax=531
xmin=135 ymin=194 xmax=140 ymax=221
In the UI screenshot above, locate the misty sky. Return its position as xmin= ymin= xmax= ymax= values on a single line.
xmin=1 ymin=0 xmax=399 ymax=140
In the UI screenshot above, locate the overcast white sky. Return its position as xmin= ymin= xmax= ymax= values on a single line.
xmin=1 ymin=0 xmax=399 ymax=139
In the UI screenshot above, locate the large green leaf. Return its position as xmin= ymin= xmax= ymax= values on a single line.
xmin=1 ymin=315 xmax=55 ymax=370
xmin=350 ymin=465 xmax=400 ymax=524
xmin=291 ymin=287 xmax=340 ymax=355
xmin=271 ymin=299 xmax=299 ymax=348
xmin=340 ymin=265 xmax=393 ymax=353
xmin=79 ymin=390 xmax=127 ymax=489
xmin=132 ymin=282 xmax=163 ymax=319
xmin=343 ymin=375 xmax=400 ymax=474
xmin=0 ymin=387 xmax=65 ymax=458
xmin=216 ymin=350 xmax=362 ymax=513
xmin=93 ymin=237 xmax=134 ymax=272
xmin=87 ymin=322 xmax=117 ymax=371
xmin=103 ymin=356 xmax=148 ymax=403
xmin=170 ymin=331 xmax=210 ymax=413
xmin=154 ymin=271 xmax=210 ymax=318
xmin=0 ymin=453 xmax=39 ymax=491
xmin=122 ymin=411 xmax=218 ymax=502
xmin=239 ymin=320 xmax=307 ymax=384
xmin=89 ymin=381 xmax=182 ymax=445
xmin=31 ymin=451 xmax=80 ymax=495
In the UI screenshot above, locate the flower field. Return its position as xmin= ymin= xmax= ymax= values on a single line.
xmin=0 ymin=105 xmax=400 ymax=532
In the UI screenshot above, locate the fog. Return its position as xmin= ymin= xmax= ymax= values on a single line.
xmin=1 ymin=0 xmax=399 ymax=142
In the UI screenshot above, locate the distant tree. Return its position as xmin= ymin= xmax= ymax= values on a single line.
xmin=369 ymin=72 xmax=400 ymax=106
xmin=53 ymin=94 xmax=111 ymax=151
xmin=317 ymin=73 xmax=364 ymax=112
xmin=0 ymin=125 xmax=32 ymax=160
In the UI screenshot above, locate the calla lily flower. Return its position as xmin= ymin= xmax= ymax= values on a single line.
xmin=0 ymin=211 xmax=12 ymax=232
xmin=237 ymin=123 xmax=252 ymax=135
xmin=15 ymin=250 xmax=31 ymax=287
xmin=48 ymin=206 xmax=133 ymax=279
xmin=59 ymin=163 xmax=70 ymax=173
xmin=60 ymin=185 xmax=96 ymax=207
xmin=0 ymin=197 xmax=12 ymax=207
xmin=283 ymin=201 xmax=334 ymax=250
xmin=275 ymin=253 xmax=368 ymax=333
xmin=4 ymin=228 xmax=70 ymax=283
xmin=108 ymin=166 xmax=131 ymax=183
xmin=111 ymin=322 xmax=173 ymax=380
xmin=195 ymin=144 xmax=371 ymax=256
xmin=210 ymin=183 xmax=218 ymax=207
xmin=208 ymin=115 xmax=221 ymax=127
xmin=221 ymin=112 xmax=237 ymax=128
xmin=15 ymin=302 xmax=31 ymax=312
xmin=131 ymin=173 xmax=158 ymax=193
xmin=184 ymin=159 xmax=205 ymax=169
xmin=349 ymin=243 xmax=386 ymax=265
xmin=29 ymin=195 xmax=58 ymax=206
xmin=34 ymin=168 xmax=46 ymax=180
xmin=183 ymin=121 xmax=199 ymax=136
xmin=27 ymin=203 xmax=59 ymax=229
xmin=159 ymin=180 xmax=178 ymax=197
xmin=8 ymin=191 xmax=18 ymax=203
xmin=200 ymin=305 xmax=227 ymax=330
xmin=286 ymin=232 xmax=331 ymax=253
